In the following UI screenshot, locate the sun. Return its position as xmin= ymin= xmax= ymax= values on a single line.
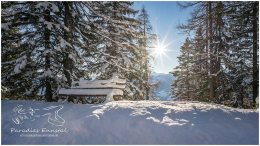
xmin=150 ymin=40 xmax=170 ymax=58
xmin=153 ymin=43 xmax=167 ymax=57
xmin=148 ymin=34 xmax=173 ymax=66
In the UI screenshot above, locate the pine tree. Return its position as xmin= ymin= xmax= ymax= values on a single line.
xmin=172 ymin=38 xmax=194 ymax=100
xmin=83 ymin=2 xmax=144 ymax=100
xmin=2 ymin=2 xmax=101 ymax=101
xmin=177 ymin=2 xmax=220 ymax=102
xmin=2 ymin=2 xmax=41 ymax=99
xmin=224 ymin=1 xmax=259 ymax=107
xmin=137 ymin=6 xmax=154 ymax=100
xmin=2 ymin=1 xmax=149 ymax=102
xmin=191 ymin=27 xmax=209 ymax=101
xmin=173 ymin=1 xmax=258 ymax=108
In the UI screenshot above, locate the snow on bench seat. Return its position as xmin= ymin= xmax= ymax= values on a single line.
xmin=58 ymin=88 xmax=123 ymax=97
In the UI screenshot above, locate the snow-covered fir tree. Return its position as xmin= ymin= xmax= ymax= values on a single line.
xmin=223 ymin=1 xmax=259 ymax=107
xmin=171 ymin=38 xmax=194 ymax=100
xmin=83 ymin=1 xmax=146 ymax=100
xmin=137 ymin=6 xmax=155 ymax=100
xmin=172 ymin=1 xmax=258 ymax=108
xmin=1 ymin=1 xmax=151 ymax=102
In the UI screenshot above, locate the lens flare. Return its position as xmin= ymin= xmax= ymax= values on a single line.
xmin=150 ymin=38 xmax=172 ymax=60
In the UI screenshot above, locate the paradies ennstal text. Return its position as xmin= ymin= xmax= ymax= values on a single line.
xmin=11 ymin=127 xmax=69 ymax=133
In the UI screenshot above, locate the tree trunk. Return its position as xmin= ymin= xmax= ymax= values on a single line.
xmin=208 ymin=2 xmax=215 ymax=101
xmin=63 ymin=2 xmax=73 ymax=87
xmin=252 ymin=2 xmax=258 ymax=107
xmin=63 ymin=2 xmax=75 ymax=103
xmin=216 ymin=2 xmax=223 ymax=103
xmin=44 ymin=10 xmax=53 ymax=102
xmin=143 ymin=10 xmax=150 ymax=100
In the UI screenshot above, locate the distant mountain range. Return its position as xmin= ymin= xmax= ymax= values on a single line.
xmin=150 ymin=73 xmax=175 ymax=100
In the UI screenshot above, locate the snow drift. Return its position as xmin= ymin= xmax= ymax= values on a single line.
xmin=1 ymin=100 xmax=259 ymax=145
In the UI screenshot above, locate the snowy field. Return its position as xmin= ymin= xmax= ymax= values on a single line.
xmin=1 ymin=100 xmax=259 ymax=145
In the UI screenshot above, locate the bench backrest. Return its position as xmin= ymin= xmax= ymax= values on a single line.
xmin=71 ymin=75 xmax=126 ymax=89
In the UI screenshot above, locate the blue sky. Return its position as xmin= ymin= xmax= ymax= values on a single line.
xmin=134 ymin=1 xmax=193 ymax=74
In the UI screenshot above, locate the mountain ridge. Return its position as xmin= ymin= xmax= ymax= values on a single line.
xmin=150 ymin=72 xmax=175 ymax=100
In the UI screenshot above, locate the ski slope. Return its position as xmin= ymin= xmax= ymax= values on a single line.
xmin=1 ymin=100 xmax=259 ymax=145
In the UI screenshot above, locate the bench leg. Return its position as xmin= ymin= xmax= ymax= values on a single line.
xmin=104 ymin=94 xmax=114 ymax=103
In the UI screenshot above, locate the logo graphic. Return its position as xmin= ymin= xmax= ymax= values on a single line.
xmin=12 ymin=105 xmax=65 ymax=126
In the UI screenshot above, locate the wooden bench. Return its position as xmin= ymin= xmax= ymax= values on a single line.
xmin=58 ymin=74 xmax=126 ymax=103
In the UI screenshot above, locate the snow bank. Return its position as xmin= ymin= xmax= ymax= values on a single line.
xmin=1 ymin=100 xmax=259 ymax=145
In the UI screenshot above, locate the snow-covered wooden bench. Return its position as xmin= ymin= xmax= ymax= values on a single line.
xmin=58 ymin=74 xmax=126 ymax=103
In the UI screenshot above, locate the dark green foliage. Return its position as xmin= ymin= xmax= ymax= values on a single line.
xmin=1 ymin=1 xmax=149 ymax=102
xmin=172 ymin=1 xmax=259 ymax=108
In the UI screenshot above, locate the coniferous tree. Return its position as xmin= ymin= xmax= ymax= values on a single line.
xmin=84 ymin=1 xmax=143 ymax=100
xmin=172 ymin=38 xmax=193 ymax=100
xmin=191 ymin=27 xmax=209 ymax=101
xmin=224 ymin=1 xmax=259 ymax=107
xmin=1 ymin=1 xmax=143 ymax=102
xmin=173 ymin=1 xmax=258 ymax=108
xmin=137 ymin=6 xmax=154 ymax=100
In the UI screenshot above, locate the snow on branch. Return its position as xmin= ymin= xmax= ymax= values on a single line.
xmin=12 ymin=55 xmax=27 ymax=75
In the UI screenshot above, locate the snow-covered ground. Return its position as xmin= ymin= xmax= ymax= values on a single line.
xmin=1 ymin=100 xmax=259 ymax=145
